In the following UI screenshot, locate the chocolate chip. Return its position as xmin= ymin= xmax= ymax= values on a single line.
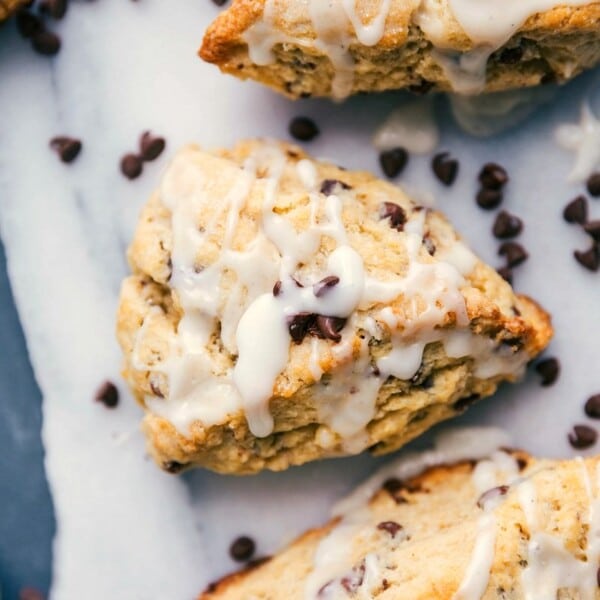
xmin=497 ymin=266 xmax=513 ymax=284
xmin=379 ymin=202 xmax=406 ymax=231
xmin=39 ymin=0 xmax=68 ymax=19
xmin=534 ymin=357 xmax=560 ymax=386
xmin=16 ymin=10 xmax=42 ymax=38
xmin=583 ymin=220 xmax=600 ymax=242
xmin=587 ymin=173 xmax=600 ymax=197
xmin=289 ymin=116 xmax=319 ymax=141
xmin=563 ymin=195 xmax=588 ymax=224
xmin=585 ymin=395 xmax=600 ymax=419
xmin=32 ymin=30 xmax=61 ymax=56
xmin=379 ymin=148 xmax=408 ymax=178
xmin=499 ymin=45 xmax=523 ymax=64
xmin=163 ymin=461 xmax=185 ymax=473
xmin=19 ymin=589 xmax=44 ymax=600
xmin=320 ymin=179 xmax=351 ymax=195
xmin=432 ymin=152 xmax=459 ymax=186
xmin=476 ymin=188 xmax=503 ymax=210
xmin=313 ymin=275 xmax=340 ymax=298
xmin=493 ymin=210 xmax=523 ymax=239
xmin=49 ymin=136 xmax=82 ymax=163
xmin=517 ymin=457 xmax=528 ymax=471
xmin=94 ymin=380 xmax=119 ymax=408
xmin=149 ymin=380 xmax=164 ymax=398
xmin=568 ymin=425 xmax=597 ymax=449
xmin=476 ymin=485 xmax=509 ymax=509
xmin=120 ymin=153 xmax=143 ymax=180
xmin=498 ymin=241 xmax=528 ymax=267
xmin=341 ymin=561 xmax=365 ymax=592
xmin=574 ymin=244 xmax=599 ymax=272
xmin=422 ymin=234 xmax=436 ymax=256
xmin=316 ymin=315 xmax=346 ymax=342
xmin=229 ymin=536 xmax=256 ymax=562
xmin=288 ymin=312 xmax=315 ymax=344
xmin=140 ymin=131 xmax=166 ymax=162
xmin=272 ymin=280 xmax=282 ymax=296
xmin=211 ymin=0 xmax=228 ymax=5
xmin=377 ymin=521 xmax=403 ymax=538
xmin=479 ymin=163 xmax=509 ymax=190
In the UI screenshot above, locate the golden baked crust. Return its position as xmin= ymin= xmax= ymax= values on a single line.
xmin=200 ymin=451 xmax=600 ymax=599
xmin=117 ymin=140 xmax=552 ymax=475
xmin=0 ymin=0 xmax=27 ymax=22
xmin=200 ymin=0 xmax=600 ymax=98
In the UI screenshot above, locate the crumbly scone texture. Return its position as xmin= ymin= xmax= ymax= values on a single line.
xmin=201 ymin=452 xmax=600 ymax=599
xmin=200 ymin=0 xmax=600 ymax=98
xmin=0 ymin=0 xmax=26 ymax=21
xmin=117 ymin=140 xmax=552 ymax=475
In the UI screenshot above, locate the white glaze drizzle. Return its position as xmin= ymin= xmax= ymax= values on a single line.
xmin=555 ymin=103 xmax=600 ymax=183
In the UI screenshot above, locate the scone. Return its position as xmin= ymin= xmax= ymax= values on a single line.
xmin=0 ymin=0 xmax=26 ymax=22
xmin=201 ymin=428 xmax=600 ymax=599
xmin=200 ymin=0 xmax=600 ymax=99
xmin=116 ymin=139 xmax=552 ymax=475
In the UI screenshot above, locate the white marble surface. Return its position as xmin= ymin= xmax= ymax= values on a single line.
xmin=0 ymin=1 xmax=599 ymax=599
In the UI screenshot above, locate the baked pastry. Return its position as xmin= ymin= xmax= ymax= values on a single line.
xmin=0 ymin=0 xmax=26 ymax=22
xmin=200 ymin=0 xmax=600 ymax=99
xmin=116 ymin=139 xmax=552 ymax=475
xmin=201 ymin=429 xmax=600 ymax=599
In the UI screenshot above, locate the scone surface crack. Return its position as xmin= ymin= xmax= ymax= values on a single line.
xmin=117 ymin=140 xmax=552 ymax=474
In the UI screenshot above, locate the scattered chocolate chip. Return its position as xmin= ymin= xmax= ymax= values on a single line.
xmin=272 ymin=280 xmax=282 ymax=297
xmin=499 ymin=45 xmax=523 ymax=65
xmin=587 ymin=173 xmax=600 ymax=197
xmin=479 ymin=163 xmax=509 ymax=190
xmin=534 ymin=357 xmax=560 ymax=386
xmin=289 ymin=116 xmax=319 ymax=142
xmin=432 ymin=152 xmax=459 ymax=186
xmin=341 ymin=561 xmax=365 ymax=593
xmin=149 ymin=380 xmax=164 ymax=398
xmin=574 ymin=244 xmax=599 ymax=272
xmin=19 ymin=588 xmax=44 ymax=600
xmin=379 ymin=148 xmax=408 ymax=178
xmin=313 ymin=275 xmax=340 ymax=298
xmin=585 ymin=394 xmax=600 ymax=419
xmin=493 ymin=210 xmax=523 ymax=239
xmin=563 ymin=195 xmax=588 ymax=224
xmin=476 ymin=485 xmax=509 ymax=509
xmin=316 ymin=315 xmax=346 ymax=342
xmin=377 ymin=521 xmax=403 ymax=538
xmin=568 ymin=425 xmax=598 ymax=449
xmin=497 ymin=266 xmax=513 ymax=284
xmin=32 ymin=30 xmax=61 ymax=56
xmin=498 ymin=241 xmax=528 ymax=267
xmin=583 ymin=220 xmax=600 ymax=242
xmin=120 ymin=153 xmax=143 ymax=180
xmin=16 ymin=10 xmax=42 ymax=38
xmin=163 ymin=460 xmax=185 ymax=474
xmin=49 ymin=136 xmax=81 ymax=163
xmin=382 ymin=477 xmax=404 ymax=496
xmin=94 ymin=380 xmax=119 ymax=408
xmin=379 ymin=202 xmax=407 ymax=231
xmin=319 ymin=179 xmax=351 ymax=195
xmin=39 ymin=0 xmax=68 ymax=19
xmin=517 ymin=457 xmax=528 ymax=471
xmin=422 ymin=234 xmax=436 ymax=256
xmin=229 ymin=536 xmax=256 ymax=562
xmin=476 ymin=188 xmax=503 ymax=210
xmin=139 ymin=131 xmax=166 ymax=162
xmin=453 ymin=394 xmax=480 ymax=412
xmin=288 ymin=312 xmax=315 ymax=344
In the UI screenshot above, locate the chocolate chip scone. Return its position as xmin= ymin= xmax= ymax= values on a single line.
xmin=0 ymin=0 xmax=26 ymax=22
xmin=201 ymin=429 xmax=600 ymax=599
xmin=116 ymin=140 xmax=552 ymax=475
xmin=200 ymin=0 xmax=600 ymax=99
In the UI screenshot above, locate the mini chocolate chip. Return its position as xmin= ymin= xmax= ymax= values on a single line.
xmin=432 ymin=152 xmax=459 ymax=186
xmin=140 ymin=131 xmax=166 ymax=162
xmin=574 ymin=244 xmax=599 ymax=272
xmin=379 ymin=148 xmax=408 ymax=178
xmin=497 ymin=266 xmax=513 ymax=284
xmin=149 ymin=381 xmax=164 ymax=398
xmin=517 ymin=457 xmax=528 ymax=471
xmin=316 ymin=315 xmax=346 ymax=342
xmin=288 ymin=312 xmax=315 ymax=344
xmin=493 ymin=210 xmax=523 ymax=239
xmin=534 ymin=357 xmax=560 ymax=386
xmin=382 ymin=477 xmax=404 ymax=495
xmin=498 ymin=241 xmax=528 ymax=267
xmin=568 ymin=425 xmax=598 ymax=449
xmin=479 ymin=163 xmax=509 ymax=190
xmin=422 ymin=234 xmax=436 ymax=256
xmin=585 ymin=395 xmax=600 ymax=419
xmin=16 ymin=10 xmax=42 ymax=38
xmin=380 ymin=202 xmax=406 ymax=231
xmin=499 ymin=45 xmax=523 ymax=64
xmin=39 ymin=0 xmax=68 ymax=19
xmin=320 ymin=179 xmax=351 ymax=195
xmin=49 ymin=136 xmax=82 ymax=163
xmin=32 ymin=30 xmax=61 ymax=56
xmin=289 ymin=116 xmax=319 ymax=141
xmin=95 ymin=380 xmax=119 ymax=408
xmin=19 ymin=588 xmax=44 ymax=600
xmin=120 ymin=153 xmax=143 ymax=180
xmin=476 ymin=188 xmax=503 ymax=210
xmin=453 ymin=394 xmax=480 ymax=412
xmin=377 ymin=521 xmax=403 ymax=538
xmin=476 ymin=485 xmax=509 ymax=509
xmin=163 ymin=461 xmax=185 ymax=473
xmin=583 ymin=220 xmax=600 ymax=242
xmin=229 ymin=536 xmax=256 ymax=562
xmin=341 ymin=561 xmax=365 ymax=592
xmin=587 ymin=173 xmax=600 ymax=197
xmin=272 ymin=280 xmax=282 ymax=296
xmin=563 ymin=195 xmax=588 ymax=224
xmin=313 ymin=276 xmax=340 ymax=298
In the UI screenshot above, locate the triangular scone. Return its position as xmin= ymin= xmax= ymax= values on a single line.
xmin=200 ymin=430 xmax=600 ymax=599
xmin=200 ymin=0 xmax=600 ymax=99
xmin=117 ymin=140 xmax=551 ymax=475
